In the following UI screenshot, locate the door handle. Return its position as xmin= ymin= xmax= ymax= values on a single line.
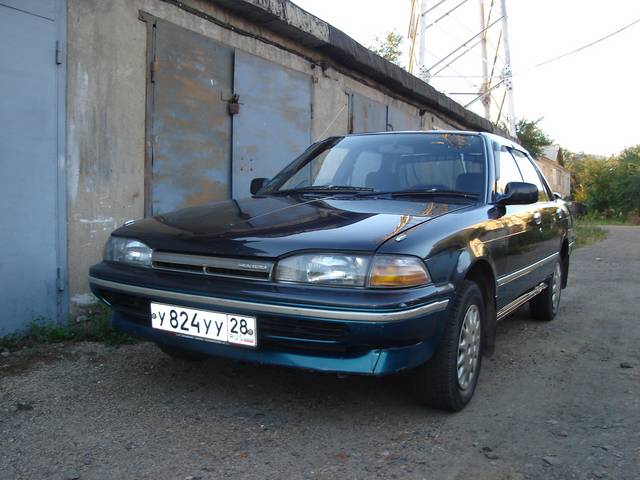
xmin=533 ymin=211 xmax=543 ymax=225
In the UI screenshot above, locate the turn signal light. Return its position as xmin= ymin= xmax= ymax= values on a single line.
xmin=369 ymin=256 xmax=431 ymax=288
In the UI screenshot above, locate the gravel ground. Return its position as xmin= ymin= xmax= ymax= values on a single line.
xmin=1 ymin=226 xmax=639 ymax=480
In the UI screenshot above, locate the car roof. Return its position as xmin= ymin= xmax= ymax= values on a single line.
xmin=343 ymin=130 xmax=528 ymax=155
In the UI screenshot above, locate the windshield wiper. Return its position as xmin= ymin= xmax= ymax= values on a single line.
xmin=270 ymin=185 xmax=374 ymax=195
xmin=357 ymin=189 xmax=479 ymax=200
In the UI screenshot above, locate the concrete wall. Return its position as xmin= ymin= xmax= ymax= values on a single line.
xmin=536 ymin=157 xmax=571 ymax=198
xmin=66 ymin=0 xmax=468 ymax=311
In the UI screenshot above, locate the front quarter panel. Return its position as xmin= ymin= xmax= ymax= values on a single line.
xmin=378 ymin=203 xmax=509 ymax=356
xmin=377 ymin=205 xmax=503 ymax=287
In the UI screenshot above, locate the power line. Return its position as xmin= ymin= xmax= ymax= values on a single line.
xmin=529 ymin=17 xmax=640 ymax=71
xmin=464 ymin=16 xmax=640 ymax=109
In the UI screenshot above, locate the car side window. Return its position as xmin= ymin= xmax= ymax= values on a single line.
xmin=511 ymin=150 xmax=550 ymax=201
xmin=496 ymin=148 xmax=523 ymax=195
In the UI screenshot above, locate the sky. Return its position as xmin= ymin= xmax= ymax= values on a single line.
xmin=291 ymin=0 xmax=640 ymax=156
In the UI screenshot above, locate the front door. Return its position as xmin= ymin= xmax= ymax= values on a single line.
xmin=494 ymin=147 xmax=541 ymax=307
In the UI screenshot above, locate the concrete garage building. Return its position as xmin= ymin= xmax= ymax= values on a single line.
xmin=535 ymin=146 xmax=571 ymax=199
xmin=0 ymin=0 xmax=500 ymax=335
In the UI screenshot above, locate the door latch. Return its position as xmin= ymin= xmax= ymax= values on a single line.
xmin=227 ymin=94 xmax=240 ymax=115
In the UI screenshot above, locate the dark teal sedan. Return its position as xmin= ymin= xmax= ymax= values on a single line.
xmin=89 ymin=131 xmax=573 ymax=411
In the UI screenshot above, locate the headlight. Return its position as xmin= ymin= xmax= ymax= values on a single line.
xmin=274 ymin=253 xmax=430 ymax=288
xmin=275 ymin=253 xmax=369 ymax=286
xmin=103 ymin=236 xmax=152 ymax=268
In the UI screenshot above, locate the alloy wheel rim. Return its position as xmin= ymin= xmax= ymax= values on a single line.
xmin=457 ymin=304 xmax=481 ymax=390
xmin=552 ymin=262 xmax=562 ymax=312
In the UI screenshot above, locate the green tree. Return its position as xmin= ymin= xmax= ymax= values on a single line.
xmin=617 ymin=145 xmax=640 ymax=214
xmin=369 ymin=31 xmax=404 ymax=67
xmin=515 ymin=118 xmax=553 ymax=158
xmin=565 ymin=145 xmax=640 ymax=218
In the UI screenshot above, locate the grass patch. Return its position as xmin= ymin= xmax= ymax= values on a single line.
xmin=574 ymin=220 xmax=608 ymax=248
xmin=0 ymin=304 xmax=137 ymax=352
xmin=576 ymin=211 xmax=636 ymax=226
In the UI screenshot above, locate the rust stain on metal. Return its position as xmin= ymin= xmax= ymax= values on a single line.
xmin=148 ymin=20 xmax=234 ymax=215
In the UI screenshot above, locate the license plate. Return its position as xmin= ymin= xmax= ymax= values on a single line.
xmin=150 ymin=302 xmax=257 ymax=348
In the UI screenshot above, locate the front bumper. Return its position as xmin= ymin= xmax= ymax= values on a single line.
xmin=89 ymin=262 xmax=452 ymax=375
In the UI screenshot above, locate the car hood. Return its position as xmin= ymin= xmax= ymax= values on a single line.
xmin=114 ymin=195 xmax=470 ymax=258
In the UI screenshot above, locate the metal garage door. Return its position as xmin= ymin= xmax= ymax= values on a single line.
xmin=387 ymin=105 xmax=421 ymax=131
xmin=232 ymin=51 xmax=312 ymax=198
xmin=0 ymin=0 xmax=65 ymax=335
xmin=147 ymin=19 xmax=234 ymax=215
xmin=350 ymin=93 xmax=387 ymax=133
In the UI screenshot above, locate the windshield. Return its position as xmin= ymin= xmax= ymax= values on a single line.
xmin=264 ymin=133 xmax=486 ymax=198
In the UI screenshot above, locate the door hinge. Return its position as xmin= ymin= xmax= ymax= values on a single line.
xmin=150 ymin=135 xmax=158 ymax=166
xmin=55 ymin=40 xmax=63 ymax=65
xmin=150 ymin=57 xmax=157 ymax=83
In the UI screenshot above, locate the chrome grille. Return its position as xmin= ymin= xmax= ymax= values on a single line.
xmin=152 ymin=251 xmax=274 ymax=281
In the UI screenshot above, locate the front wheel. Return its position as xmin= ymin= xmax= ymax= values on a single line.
xmin=410 ymin=280 xmax=484 ymax=412
xmin=530 ymin=257 xmax=562 ymax=321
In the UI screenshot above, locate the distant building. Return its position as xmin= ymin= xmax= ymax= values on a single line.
xmin=536 ymin=146 xmax=571 ymax=198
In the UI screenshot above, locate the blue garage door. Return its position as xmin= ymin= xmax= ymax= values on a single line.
xmin=350 ymin=93 xmax=387 ymax=133
xmin=387 ymin=104 xmax=421 ymax=131
xmin=232 ymin=51 xmax=312 ymax=198
xmin=0 ymin=0 xmax=64 ymax=335
xmin=148 ymin=19 xmax=234 ymax=216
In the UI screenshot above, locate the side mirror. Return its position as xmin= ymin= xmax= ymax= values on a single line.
xmin=553 ymin=192 xmax=563 ymax=200
xmin=496 ymin=182 xmax=538 ymax=205
xmin=250 ymin=177 xmax=269 ymax=195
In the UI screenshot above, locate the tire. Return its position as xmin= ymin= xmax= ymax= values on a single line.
xmin=156 ymin=343 xmax=208 ymax=361
xmin=530 ymin=257 xmax=562 ymax=321
xmin=410 ymin=280 xmax=484 ymax=412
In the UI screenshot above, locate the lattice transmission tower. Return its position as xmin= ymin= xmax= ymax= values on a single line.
xmin=408 ymin=0 xmax=516 ymax=135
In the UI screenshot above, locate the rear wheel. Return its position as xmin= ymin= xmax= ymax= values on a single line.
xmin=530 ymin=257 xmax=562 ymax=321
xmin=156 ymin=343 xmax=208 ymax=361
xmin=411 ymin=280 xmax=484 ymax=412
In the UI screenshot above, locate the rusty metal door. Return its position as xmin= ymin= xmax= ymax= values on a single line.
xmin=148 ymin=19 xmax=233 ymax=215
xmin=232 ymin=51 xmax=312 ymax=198
xmin=350 ymin=93 xmax=387 ymax=133
xmin=387 ymin=105 xmax=421 ymax=131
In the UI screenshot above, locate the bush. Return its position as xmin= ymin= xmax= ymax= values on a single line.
xmin=566 ymin=145 xmax=640 ymax=221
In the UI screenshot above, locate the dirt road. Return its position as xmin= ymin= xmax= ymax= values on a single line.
xmin=1 ymin=226 xmax=639 ymax=480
